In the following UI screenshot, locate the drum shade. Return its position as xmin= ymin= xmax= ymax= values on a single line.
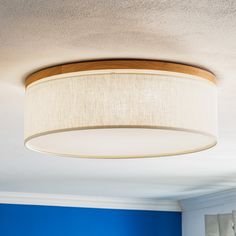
xmin=24 ymin=60 xmax=217 ymax=158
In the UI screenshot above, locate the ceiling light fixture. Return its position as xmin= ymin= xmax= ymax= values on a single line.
xmin=24 ymin=60 xmax=217 ymax=158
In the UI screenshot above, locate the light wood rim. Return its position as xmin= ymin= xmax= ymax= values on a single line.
xmin=25 ymin=59 xmax=216 ymax=87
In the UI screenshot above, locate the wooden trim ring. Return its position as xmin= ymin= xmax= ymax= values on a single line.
xmin=25 ymin=59 xmax=216 ymax=87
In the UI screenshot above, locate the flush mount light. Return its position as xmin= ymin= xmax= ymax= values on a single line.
xmin=24 ymin=60 xmax=217 ymax=158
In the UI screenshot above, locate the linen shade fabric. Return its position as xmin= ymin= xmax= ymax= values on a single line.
xmin=24 ymin=60 xmax=217 ymax=158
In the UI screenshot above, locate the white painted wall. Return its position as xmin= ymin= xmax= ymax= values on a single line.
xmin=180 ymin=189 xmax=236 ymax=236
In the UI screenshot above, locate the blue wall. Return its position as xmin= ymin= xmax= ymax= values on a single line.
xmin=0 ymin=204 xmax=181 ymax=236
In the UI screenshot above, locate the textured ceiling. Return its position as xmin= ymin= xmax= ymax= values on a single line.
xmin=1 ymin=0 xmax=236 ymax=201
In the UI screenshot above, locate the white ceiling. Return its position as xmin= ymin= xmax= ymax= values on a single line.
xmin=1 ymin=0 xmax=236 ymax=201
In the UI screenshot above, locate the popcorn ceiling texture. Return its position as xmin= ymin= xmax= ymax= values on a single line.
xmin=1 ymin=0 xmax=236 ymax=83
xmin=0 ymin=0 xmax=236 ymax=199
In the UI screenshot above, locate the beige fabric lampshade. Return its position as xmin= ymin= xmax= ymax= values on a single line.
xmin=24 ymin=60 xmax=217 ymax=158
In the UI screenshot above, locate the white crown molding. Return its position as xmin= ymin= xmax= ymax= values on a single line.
xmin=180 ymin=188 xmax=236 ymax=212
xmin=0 ymin=191 xmax=181 ymax=212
